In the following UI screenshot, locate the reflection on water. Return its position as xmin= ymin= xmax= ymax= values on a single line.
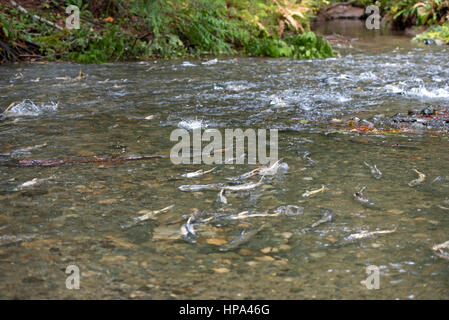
xmin=0 ymin=22 xmax=448 ymax=299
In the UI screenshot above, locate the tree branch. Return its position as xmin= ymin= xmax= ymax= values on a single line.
xmin=10 ymin=0 xmax=64 ymax=31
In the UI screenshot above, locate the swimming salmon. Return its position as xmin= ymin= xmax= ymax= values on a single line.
xmin=181 ymin=167 xmax=216 ymax=178
xmin=178 ymin=183 xmax=222 ymax=192
xmin=223 ymin=176 xmax=264 ymax=192
xmin=344 ymin=228 xmax=396 ymax=242
xmin=121 ymin=205 xmax=175 ymax=229
xmin=219 ymin=225 xmax=265 ymax=251
xmin=180 ymin=215 xmax=198 ymax=243
xmin=353 ymin=186 xmax=375 ymax=206
xmin=432 ymin=240 xmax=449 ymax=260
xmin=408 ymin=169 xmax=425 ymax=187
xmin=299 ymin=208 xmax=334 ymax=234
xmin=302 ymin=185 xmax=328 ymax=198
xmin=217 ymin=188 xmax=228 ymax=204
xmin=364 ymin=162 xmax=382 ymax=179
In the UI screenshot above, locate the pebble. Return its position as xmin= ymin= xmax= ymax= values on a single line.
xmin=130 ymin=291 xmax=146 ymax=299
xmin=387 ymin=209 xmax=404 ymax=215
xmin=238 ymin=249 xmax=252 ymax=256
xmin=309 ymin=252 xmax=326 ymax=259
xmin=213 ymin=267 xmax=230 ymax=273
xmin=98 ymin=199 xmax=117 ymax=204
xmin=255 ymin=255 xmax=275 ymax=262
xmin=281 ymin=232 xmax=293 ymax=239
xmin=260 ymin=247 xmax=272 ymax=254
xmin=206 ymin=238 xmax=227 ymax=246
xmin=100 ymin=255 xmax=127 ymax=263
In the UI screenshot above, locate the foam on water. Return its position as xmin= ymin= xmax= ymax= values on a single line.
xmin=181 ymin=61 xmax=196 ymax=67
xmin=5 ymin=99 xmax=58 ymax=116
xmin=178 ymin=119 xmax=207 ymax=130
xmin=407 ymin=86 xmax=449 ymax=99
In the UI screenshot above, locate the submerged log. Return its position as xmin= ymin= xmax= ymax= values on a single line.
xmin=0 ymin=154 xmax=164 ymax=167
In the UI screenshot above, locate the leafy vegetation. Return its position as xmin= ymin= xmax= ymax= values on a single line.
xmin=322 ymin=0 xmax=449 ymax=42
xmin=379 ymin=0 xmax=448 ymax=28
xmin=414 ymin=21 xmax=449 ymax=42
xmin=0 ymin=0 xmax=335 ymax=64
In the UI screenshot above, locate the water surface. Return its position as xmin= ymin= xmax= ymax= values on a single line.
xmin=0 ymin=21 xmax=448 ymax=299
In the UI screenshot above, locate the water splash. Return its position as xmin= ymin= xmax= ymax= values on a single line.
xmin=5 ymin=99 xmax=58 ymax=116
xmin=407 ymin=86 xmax=449 ymax=99
xmin=178 ymin=119 xmax=207 ymax=130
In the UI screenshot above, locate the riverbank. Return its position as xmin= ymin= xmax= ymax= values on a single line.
xmin=0 ymin=0 xmax=335 ymax=64
xmin=1 ymin=1 xmax=448 ymax=65
xmin=314 ymin=0 xmax=449 ymax=44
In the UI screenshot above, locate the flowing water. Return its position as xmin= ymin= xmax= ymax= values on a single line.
xmin=0 ymin=21 xmax=448 ymax=299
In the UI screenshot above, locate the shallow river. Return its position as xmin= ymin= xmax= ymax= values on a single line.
xmin=0 ymin=21 xmax=448 ymax=299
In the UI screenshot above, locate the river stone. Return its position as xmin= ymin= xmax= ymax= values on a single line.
xmin=130 ymin=291 xmax=146 ymax=299
xmin=279 ymin=244 xmax=291 ymax=251
xmin=255 ymin=255 xmax=275 ymax=262
xmin=238 ymin=249 xmax=252 ymax=256
xmin=320 ymin=5 xmax=365 ymax=20
xmin=387 ymin=209 xmax=404 ymax=215
xmin=309 ymin=252 xmax=327 ymax=259
xmin=261 ymin=247 xmax=272 ymax=254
